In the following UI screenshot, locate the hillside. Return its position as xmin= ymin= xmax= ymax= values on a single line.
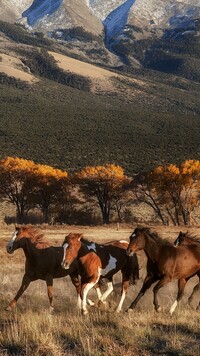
xmin=0 ymin=22 xmax=200 ymax=175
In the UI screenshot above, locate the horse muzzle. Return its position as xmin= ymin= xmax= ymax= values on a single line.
xmin=126 ymin=249 xmax=134 ymax=256
xmin=61 ymin=261 xmax=70 ymax=270
xmin=6 ymin=244 xmax=14 ymax=254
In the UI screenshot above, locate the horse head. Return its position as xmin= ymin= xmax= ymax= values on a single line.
xmin=6 ymin=226 xmax=30 ymax=254
xmin=126 ymin=227 xmax=148 ymax=256
xmin=61 ymin=233 xmax=83 ymax=269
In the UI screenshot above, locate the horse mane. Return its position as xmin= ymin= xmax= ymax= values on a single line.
xmin=21 ymin=227 xmax=50 ymax=249
xmin=182 ymin=231 xmax=200 ymax=244
xmin=80 ymin=237 xmax=93 ymax=246
xmin=142 ymin=227 xmax=172 ymax=246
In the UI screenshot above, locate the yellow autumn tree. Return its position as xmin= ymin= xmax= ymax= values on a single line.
xmin=75 ymin=164 xmax=130 ymax=224
xmin=0 ymin=157 xmax=36 ymax=223
xmin=134 ymin=160 xmax=200 ymax=225
xmin=31 ymin=163 xmax=68 ymax=223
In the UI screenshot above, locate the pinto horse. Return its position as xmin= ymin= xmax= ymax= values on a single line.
xmin=126 ymin=227 xmax=200 ymax=314
xmin=61 ymin=233 xmax=139 ymax=315
xmin=6 ymin=226 xmax=81 ymax=312
xmin=174 ymin=231 xmax=200 ymax=310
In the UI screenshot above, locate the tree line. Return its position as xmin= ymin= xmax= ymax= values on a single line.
xmin=0 ymin=157 xmax=199 ymax=226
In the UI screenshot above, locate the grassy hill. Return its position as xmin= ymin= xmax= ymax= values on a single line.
xmin=0 ymin=22 xmax=200 ymax=175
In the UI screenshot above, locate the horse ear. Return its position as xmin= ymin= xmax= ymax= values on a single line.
xmin=78 ymin=234 xmax=83 ymax=241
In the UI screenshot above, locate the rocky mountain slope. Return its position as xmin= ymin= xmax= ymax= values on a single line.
xmin=0 ymin=2 xmax=200 ymax=174
xmin=1 ymin=0 xmax=200 ymax=39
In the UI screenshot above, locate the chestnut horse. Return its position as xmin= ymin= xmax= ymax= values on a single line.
xmin=126 ymin=227 xmax=200 ymax=314
xmin=61 ymin=233 xmax=139 ymax=315
xmin=174 ymin=231 xmax=200 ymax=310
xmin=6 ymin=226 xmax=81 ymax=312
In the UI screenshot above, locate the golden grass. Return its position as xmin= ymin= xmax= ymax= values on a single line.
xmin=0 ymin=225 xmax=200 ymax=355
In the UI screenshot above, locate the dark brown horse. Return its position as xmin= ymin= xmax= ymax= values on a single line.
xmin=61 ymin=233 xmax=139 ymax=315
xmin=126 ymin=227 xmax=200 ymax=314
xmin=6 ymin=226 xmax=81 ymax=312
xmin=174 ymin=231 xmax=200 ymax=310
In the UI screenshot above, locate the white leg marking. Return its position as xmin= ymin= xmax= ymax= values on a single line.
xmin=96 ymin=287 xmax=102 ymax=300
xmin=100 ymin=281 xmax=113 ymax=302
xmin=116 ymin=290 xmax=126 ymax=313
xmin=77 ymin=294 xmax=82 ymax=309
xmin=82 ymin=282 xmax=96 ymax=315
xmin=170 ymin=300 xmax=178 ymax=315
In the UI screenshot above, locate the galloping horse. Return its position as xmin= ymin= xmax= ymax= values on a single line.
xmin=6 ymin=226 xmax=81 ymax=312
xmin=174 ymin=231 xmax=200 ymax=247
xmin=61 ymin=233 xmax=139 ymax=315
xmin=126 ymin=227 xmax=200 ymax=314
xmin=174 ymin=231 xmax=200 ymax=310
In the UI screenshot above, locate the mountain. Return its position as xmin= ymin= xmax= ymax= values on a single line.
xmin=1 ymin=0 xmax=200 ymax=67
xmin=0 ymin=2 xmax=200 ymax=174
xmin=1 ymin=1 xmax=200 ymax=39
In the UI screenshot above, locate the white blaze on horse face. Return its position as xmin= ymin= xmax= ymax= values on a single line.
xmin=6 ymin=230 xmax=18 ymax=253
xmin=100 ymin=254 xmax=117 ymax=277
xmin=62 ymin=242 xmax=69 ymax=268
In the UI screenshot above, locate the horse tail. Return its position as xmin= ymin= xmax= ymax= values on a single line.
xmin=129 ymin=253 xmax=139 ymax=285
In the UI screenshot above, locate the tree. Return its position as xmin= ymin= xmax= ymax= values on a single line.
xmin=31 ymin=164 xmax=68 ymax=223
xmin=133 ymin=160 xmax=200 ymax=226
xmin=75 ymin=164 xmax=131 ymax=224
xmin=131 ymin=171 xmax=168 ymax=225
xmin=0 ymin=157 xmax=36 ymax=223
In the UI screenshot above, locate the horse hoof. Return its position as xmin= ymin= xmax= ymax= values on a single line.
xmin=5 ymin=306 xmax=12 ymax=311
xmin=155 ymin=306 xmax=161 ymax=313
xmin=98 ymin=300 xmax=107 ymax=307
xmin=5 ymin=303 xmax=16 ymax=311
xmin=82 ymin=310 xmax=88 ymax=316
xmin=126 ymin=308 xmax=134 ymax=314
xmin=49 ymin=307 xmax=54 ymax=314
xmin=87 ymin=299 xmax=95 ymax=306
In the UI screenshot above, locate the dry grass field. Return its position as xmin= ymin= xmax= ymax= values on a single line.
xmin=0 ymin=224 xmax=200 ymax=355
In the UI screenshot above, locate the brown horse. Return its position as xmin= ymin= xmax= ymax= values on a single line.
xmin=174 ymin=231 xmax=200 ymax=309
xmin=174 ymin=231 xmax=200 ymax=247
xmin=6 ymin=226 xmax=81 ymax=312
xmin=61 ymin=233 xmax=139 ymax=315
xmin=126 ymin=227 xmax=200 ymax=314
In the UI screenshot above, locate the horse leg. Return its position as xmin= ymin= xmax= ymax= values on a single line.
xmin=69 ymin=272 xmax=82 ymax=309
xmin=188 ymin=272 xmax=200 ymax=309
xmin=153 ymin=275 xmax=171 ymax=313
xmin=169 ymin=278 xmax=187 ymax=315
xmin=126 ymin=274 xmax=159 ymax=312
xmin=46 ymin=275 xmax=54 ymax=313
xmin=98 ymin=278 xmax=113 ymax=304
xmin=86 ymin=282 xmax=102 ymax=306
xmin=116 ymin=279 xmax=129 ymax=313
xmin=116 ymin=266 xmax=132 ymax=313
xmin=81 ymin=274 xmax=100 ymax=315
xmin=6 ymin=274 xmax=31 ymax=310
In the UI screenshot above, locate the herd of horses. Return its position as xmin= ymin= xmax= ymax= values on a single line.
xmin=5 ymin=226 xmax=200 ymax=315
